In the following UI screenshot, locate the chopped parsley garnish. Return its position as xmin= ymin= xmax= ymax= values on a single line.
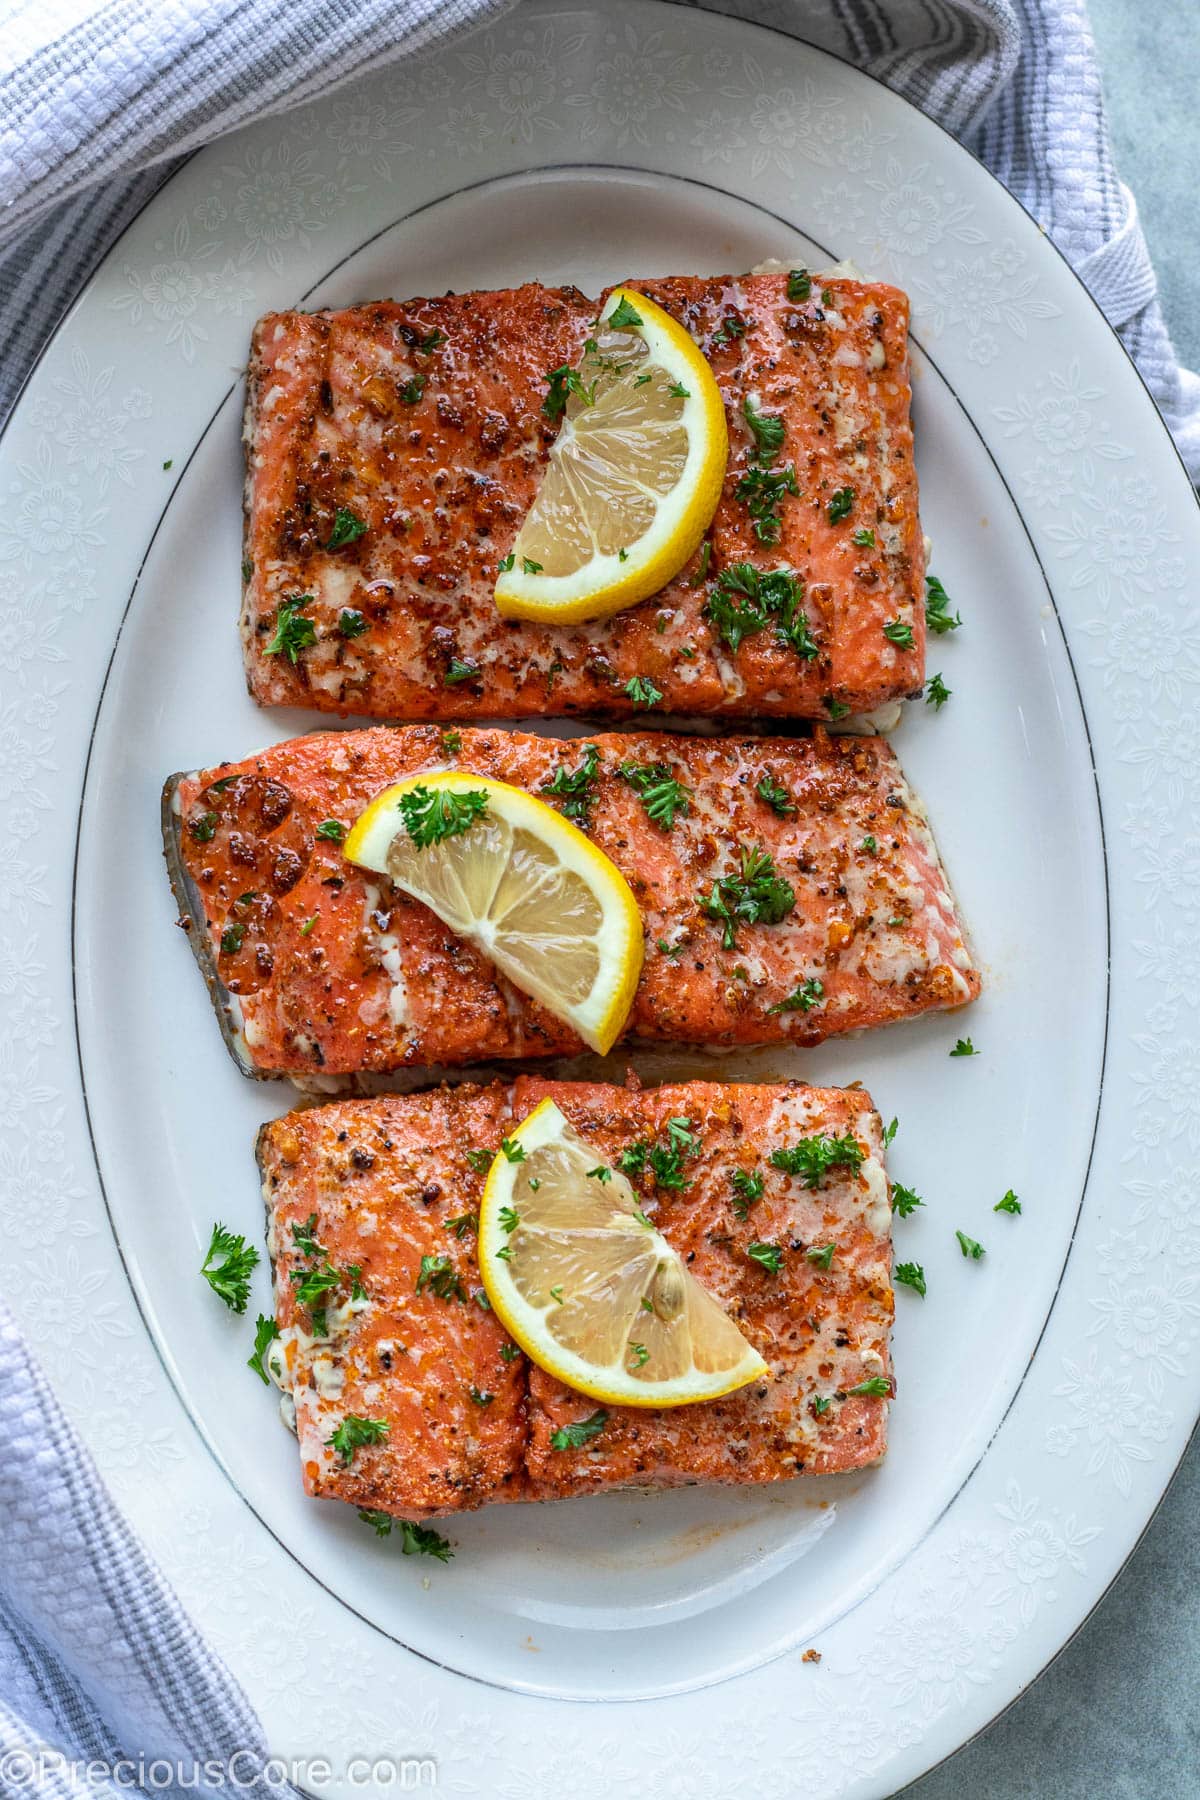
xmin=498 ymin=1207 xmax=520 ymax=1235
xmin=747 ymin=1241 xmax=783 ymax=1273
xmin=358 ymin=1512 xmax=452 ymax=1560
xmin=327 ymin=1415 xmax=389 ymax=1464
xmin=290 ymin=1260 xmax=340 ymax=1316
xmin=811 ymin=1394 xmax=832 ymax=1417
xmin=499 ymin=1342 xmax=521 ymax=1362
xmin=415 ymin=1254 xmax=466 ymax=1302
xmin=624 ymin=675 xmax=664 ymax=709
xmin=769 ymin=977 xmax=825 ymax=1016
xmin=827 ymin=487 xmax=855 ymax=523
xmin=711 ymin=315 xmax=747 ymax=346
xmin=522 ymin=557 xmax=543 ymax=574
xmin=770 ymin=1132 xmax=864 ymax=1188
xmin=497 ymin=552 xmax=515 ymax=572
xmin=299 ymin=914 xmax=318 ymax=936
xmin=690 ymin=540 xmax=712 ymax=585
xmin=469 ymin=1387 xmax=494 ymax=1407
xmin=542 ymin=363 xmax=597 ymax=420
xmin=846 ymin=1377 xmax=891 ymax=1397
xmin=891 ymin=1183 xmax=924 ymax=1218
xmin=327 ymin=507 xmax=367 ymax=549
xmin=550 ymin=1409 xmax=609 ymax=1450
xmin=618 ymin=1117 xmax=700 ymax=1192
xmin=861 ymin=835 xmax=878 ymax=854
xmin=925 ymin=575 xmax=962 ymax=635
xmin=806 ymin=1243 xmax=836 ymax=1270
xmin=852 ymin=527 xmax=876 ymax=548
xmin=742 ymin=395 xmax=785 ymax=463
xmin=399 ymin=375 xmax=425 ymax=404
xmin=826 ymin=696 xmax=850 ymax=720
xmin=883 ymin=618 xmax=915 ymax=649
xmin=926 ymin=672 xmax=952 ymax=710
xmin=587 ymin=1165 xmax=612 ymax=1183
xmin=731 ymin=1168 xmax=764 ymax=1218
xmin=787 ymin=269 xmax=812 ymax=301
xmin=606 ymin=295 xmax=643 ymax=330
xmin=264 ymin=594 xmax=317 ymax=663
xmin=618 ymin=761 xmax=690 ymax=830
xmin=540 ymin=742 xmax=601 ymax=826
xmin=894 ymin=1262 xmax=927 ymax=1297
xmin=466 ymin=1148 xmax=493 ymax=1173
xmin=734 ymin=463 xmax=799 ymax=545
xmin=698 ymin=844 xmax=795 ymax=949
xmin=443 ymin=657 xmax=480 ymax=685
xmin=441 ymin=728 xmax=461 ymax=755
xmin=499 ymin=1138 xmax=526 ymax=1164
xmin=338 ymin=608 xmax=369 ymax=638
xmin=549 ymin=1284 xmax=564 ymax=1305
xmin=247 ymin=1314 xmax=279 ymax=1382
xmin=291 ymin=1213 xmax=323 ymax=1258
xmin=398 ymin=782 xmax=489 ymax=848
xmin=956 ymin=1230 xmax=986 ymax=1260
xmin=315 ymin=818 xmax=346 ymax=842
xmin=994 ymin=1190 xmax=1022 ymax=1215
xmin=189 ymin=811 xmax=217 ymax=843
xmin=445 ymin=1211 xmax=478 ymax=1239
xmin=220 ymin=923 xmax=244 ymax=955
xmin=883 ymin=1117 xmax=899 ymax=1147
xmin=416 ymin=328 xmax=445 ymax=352
xmin=756 ymin=773 xmax=795 ymax=816
xmin=658 ymin=938 xmax=686 ymax=959
xmin=668 ymin=381 xmax=690 ymax=399
xmin=629 ymin=1343 xmax=650 ymax=1369
xmin=950 ymin=1037 xmax=977 ymax=1057
xmin=703 ymin=563 xmax=816 ymax=658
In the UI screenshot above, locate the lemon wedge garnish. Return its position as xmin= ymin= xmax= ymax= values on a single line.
xmin=343 ymin=771 xmax=643 ymax=1055
xmin=479 ymin=1098 xmax=768 ymax=1408
xmin=494 ymin=286 xmax=729 ymax=624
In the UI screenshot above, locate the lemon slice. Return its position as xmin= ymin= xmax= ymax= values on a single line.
xmin=494 ymin=286 xmax=729 ymax=624
xmin=343 ymin=771 xmax=643 ymax=1054
xmin=479 ymin=1098 xmax=768 ymax=1408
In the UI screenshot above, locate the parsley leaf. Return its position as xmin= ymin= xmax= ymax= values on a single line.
xmin=742 ymin=395 xmax=785 ymax=463
xmin=827 ymin=486 xmax=855 ymax=523
xmin=925 ymin=575 xmax=962 ymax=635
xmin=315 ymin=818 xmax=346 ymax=842
xmin=956 ymin=1230 xmax=986 ymax=1260
xmin=327 ymin=1415 xmax=389 ymax=1464
xmin=994 ymin=1190 xmax=1022 ymax=1215
xmin=606 ymin=295 xmax=644 ymax=330
xmin=786 ymin=269 xmax=812 ymax=301
xmin=399 ymin=375 xmax=425 ymax=404
xmin=926 ymin=672 xmax=952 ymax=709
xmin=291 ymin=1213 xmax=324 ymax=1258
xmin=338 ymin=608 xmax=369 ymax=638
xmin=883 ymin=1117 xmax=899 ymax=1147
xmin=247 ymin=1314 xmax=280 ymax=1383
xmin=542 ymin=363 xmax=597 ymax=421
xmin=327 ymin=507 xmax=367 ymax=549
xmin=756 ymin=772 xmax=795 ymax=816
xmin=883 ymin=618 xmax=915 ymax=649
xmin=846 ymin=1377 xmax=891 ymax=1397
xmin=550 ymin=1409 xmax=609 ymax=1450
xmin=629 ymin=1343 xmax=650 ymax=1369
xmin=201 ymin=1223 xmax=259 ymax=1314
xmin=540 ymin=742 xmax=601 ymax=826
xmin=445 ymin=1211 xmax=478 ymax=1239
xmin=893 ymin=1261 xmax=926 ymax=1297
xmin=264 ymin=594 xmax=317 ymax=663
xmin=806 ymin=1242 xmax=836 ymax=1270
xmin=499 ymin=1138 xmax=526 ymax=1164
xmin=734 ymin=463 xmax=799 ymax=545
xmin=398 ymin=783 xmax=489 ymax=848
xmin=618 ymin=761 xmax=690 ymax=830
xmin=415 ymin=1254 xmax=466 ymax=1302
xmin=731 ymin=1167 xmax=764 ymax=1219
xmin=189 ymin=810 xmax=217 ymax=843
xmin=769 ymin=976 xmax=825 ymax=1015
xmin=770 ymin=1133 xmax=864 ymax=1188
xmin=891 ymin=1182 xmax=924 ymax=1217
xmin=703 ymin=564 xmax=816 ymax=658
xmin=624 ymin=675 xmax=664 ymax=709
xmin=698 ymin=844 xmax=796 ymax=949
xmin=852 ymin=527 xmax=876 ymax=548
xmin=443 ymin=657 xmax=480 ymax=685
xmin=950 ymin=1038 xmax=977 ymax=1057
xmin=618 ymin=1118 xmax=700 ymax=1192
xmin=747 ymin=1241 xmax=783 ymax=1273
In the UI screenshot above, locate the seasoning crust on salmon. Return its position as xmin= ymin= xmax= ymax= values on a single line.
xmin=165 ymin=724 xmax=979 ymax=1078
xmin=241 ymin=273 xmax=924 ymax=722
xmin=259 ymin=1078 xmax=894 ymax=1520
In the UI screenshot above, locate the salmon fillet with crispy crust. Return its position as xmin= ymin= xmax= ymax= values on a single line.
xmin=259 ymin=1078 xmax=893 ymax=1521
xmin=241 ymin=273 xmax=923 ymax=722
xmin=165 ymin=724 xmax=979 ymax=1079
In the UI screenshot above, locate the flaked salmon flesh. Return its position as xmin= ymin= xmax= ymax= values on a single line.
xmin=166 ymin=724 xmax=980 ymax=1078
xmin=242 ymin=273 xmax=924 ymax=720
xmin=259 ymin=1078 xmax=894 ymax=1520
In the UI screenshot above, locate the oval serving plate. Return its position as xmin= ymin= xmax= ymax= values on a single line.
xmin=1 ymin=3 xmax=1195 ymax=1794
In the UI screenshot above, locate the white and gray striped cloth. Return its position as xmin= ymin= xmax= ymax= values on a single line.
xmin=0 ymin=2 xmax=1196 ymax=1797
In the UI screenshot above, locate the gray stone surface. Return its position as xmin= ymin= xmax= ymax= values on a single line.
xmin=903 ymin=10 xmax=1199 ymax=1792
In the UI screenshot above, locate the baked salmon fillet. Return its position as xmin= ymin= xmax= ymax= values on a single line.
xmin=259 ymin=1077 xmax=894 ymax=1520
xmin=164 ymin=725 xmax=979 ymax=1079
xmin=241 ymin=272 xmax=924 ymax=722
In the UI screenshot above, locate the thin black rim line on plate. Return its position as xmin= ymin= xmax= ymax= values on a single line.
xmin=66 ymin=155 xmax=1110 ymax=1705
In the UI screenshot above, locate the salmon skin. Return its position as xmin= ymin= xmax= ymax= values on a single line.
xmin=164 ymin=724 xmax=979 ymax=1079
xmin=258 ymin=1077 xmax=894 ymax=1520
xmin=242 ymin=272 xmax=924 ymax=722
